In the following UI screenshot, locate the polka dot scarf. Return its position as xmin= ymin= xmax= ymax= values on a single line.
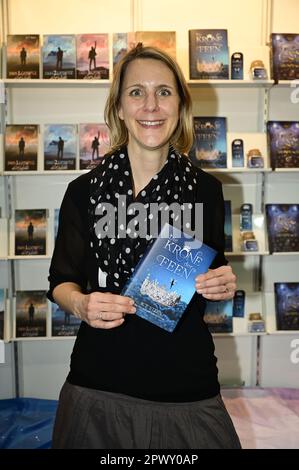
xmin=88 ymin=146 xmax=198 ymax=293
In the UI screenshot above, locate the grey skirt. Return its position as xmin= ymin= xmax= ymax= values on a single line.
xmin=52 ymin=381 xmax=241 ymax=449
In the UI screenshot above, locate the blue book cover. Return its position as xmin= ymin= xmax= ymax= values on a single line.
xmin=204 ymin=299 xmax=233 ymax=333
xmin=44 ymin=124 xmax=77 ymax=170
xmin=121 ymin=223 xmax=216 ymax=332
xmin=43 ymin=34 xmax=76 ymax=79
xmin=274 ymin=283 xmax=299 ymax=330
xmin=51 ymin=303 xmax=81 ymax=336
xmin=224 ymin=200 xmax=233 ymax=252
xmin=189 ymin=29 xmax=229 ymax=79
xmin=189 ymin=117 xmax=227 ymax=168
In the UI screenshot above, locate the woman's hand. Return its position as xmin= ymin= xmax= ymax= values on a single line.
xmin=195 ymin=265 xmax=237 ymax=300
xmin=71 ymin=291 xmax=136 ymax=329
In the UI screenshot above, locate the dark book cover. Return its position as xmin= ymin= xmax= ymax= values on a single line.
xmin=267 ymin=121 xmax=299 ymax=169
xmin=51 ymin=303 xmax=81 ymax=337
xmin=16 ymin=290 xmax=47 ymax=338
xmin=189 ymin=117 xmax=227 ymax=168
xmin=271 ymin=33 xmax=299 ymax=81
xmin=15 ymin=209 xmax=47 ymax=256
xmin=79 ymin=123 xmax=110 ymax=170
xmin=204 ymin=299 xmax=233 ymax=333
xmin=0 ymin=288 xmax=5 ymax=340
xmin=266 ymin=204 xmax=299 ymax=253
xmin=44 ymin=124 xmax=76 ymax=170
xmin=274 ymin=283 xmax=299 ymax=330
xmin=121 ymin=223 xmax=216 ymax=333
xmin=43 ymin=34 xmax=76 ymax=79
xmin=233 ymin=290 xmax=245 ymax=318
xmin=5 ymin=124 xmax=38 ymax=171
xmin=224 ymin=200 xmax=233 ymax=252
xmin=76 ymin=34 xmax=109 ymax=79
xmin=7 ymin=34 xmax=40 ymax=79
xmin=189 ymin=29 xmax=229 ymax=79
xmin=54 ymin=208 xmax=60 ymax=243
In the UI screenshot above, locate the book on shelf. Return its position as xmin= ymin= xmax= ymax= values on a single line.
xmin=44 ymin=124 xmax=77 ymax=170
xmin=6 ymin=34 xmax=40 ymax=79
xmin=51 ymin=303 xmax=81 ymax=337
xmin=203 ymin=299 xmax=233 ymax=333
xmin=271 ymin=33 xmax=299 ymax=81
xmin=224 ymin=200 xmax=233 ymax=252
xmin=112 ymin=31 xmax=176 ymax=67
xmin=121 ymin=223 xmax=216 ymax=333
xmin=15 ymin=209 xmax=47 ymax=256
xmin=15 ymin=290 xmax=47 ymax=338
xmin=54 ymin=209 xmax=60 ymax=243
xmin=267 ymin=121 xmax=299 ymax=169
xmin=266 ymin=204 xmax=299 ymax=253
xmin=189 ymin=29 xmax=229 ymax=80
xmin=274 ymin=282 xmax=299 ymax=330
xmin=76 ymin=33 xmax=109 ymax=79
xmin=43 ymin=34 xmax=76 ymax=79
xmin=5 ymin=124 xmax=38 ymax=171
xmin=79 ymin=123 xmax=110 ymax=170
xmin=189 ymin=117 xmax=227 ymax=169
xmin=0 ymin=288 xmax=5 ymax=340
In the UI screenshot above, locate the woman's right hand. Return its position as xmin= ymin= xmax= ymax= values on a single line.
xmin=71 ymin=291 xmax=136 ymax=329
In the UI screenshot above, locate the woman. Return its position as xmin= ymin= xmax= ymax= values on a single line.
xmin=48 ymin=44 xmax=241 ymax=449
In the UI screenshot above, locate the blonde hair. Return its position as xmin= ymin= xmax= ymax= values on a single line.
xmin=104 ymin=44 xmax=193 ymax=155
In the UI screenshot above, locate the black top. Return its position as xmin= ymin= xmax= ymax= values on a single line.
xmin=48 ymin=152 xmax=227 ymax=402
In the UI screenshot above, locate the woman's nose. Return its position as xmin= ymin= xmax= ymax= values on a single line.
xmin=143 ymin=92 xmax=159 ymax=111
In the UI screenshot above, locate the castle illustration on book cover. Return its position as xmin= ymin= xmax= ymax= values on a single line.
xmin=121 ymin=223 xmax=216 ymax=332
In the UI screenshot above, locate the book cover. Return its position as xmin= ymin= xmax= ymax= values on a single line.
xmin=76 ymin=34 xmax=109 ymax=79
xmin=51 ymin=303 xmax=81 ymax=336
xmin=224 ymin=200 xmax=233 ymax=252
xmin=0 ymin=288 xmax=5 ymax=340
xmin=7 ymin=34 xmax=40 ymax=79
xmin=266 ymin=204 xmax=299 ymax=253
xmin=135 ymin=31 xmax=176 ymax=59
xmin=189 ymin=117 xmax=227 ymax=168
xmin=204 ymin=299 xmax=233 ymax=333
xmin=189 ymin=29 xmax=229 ymax=79
xmin=271 ymin=33 xmax=299 ymax=81
xmin=43 ymin=34 xmax=76 ymax=79
xmin=54 ymin=208 xmax=60 ymax=242
xmin=44 ymin=124 xmax=77 ymax=170
xmin=112 ymin=33 xmax=136 ymax=67
xmin=5 ymin=124 xmax=38 ymax=171
xmin=15 ymin=209 xmax=47 ymax=256
xmin=16 ymin=290 xmax=47 ymax=337
xmin=274 ymin=282 xmax=299 ymax=330
xmin=79 ymin=123 xmax=110 ymax=170
xmin=267 ymin=121 xmax=299 ymax=169
xmin=121 ymin=223 xmax=216 ymax=332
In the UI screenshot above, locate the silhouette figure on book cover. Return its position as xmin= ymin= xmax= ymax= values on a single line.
xmin=18 ymin=136 xmax=25 ymax=159
xmin=28 ymin=303 xmax=35 ymax=324
xmin=88 ymin=44 xmax=97 ymax=71
xmin=91 ymin=136 xmax=100 ymax=160
xmin=20 ymin=47 xmax=27 ymax=67
xmin=27 ymin=221 xmax=34 ymax=242
xmin=56 ymin=47 xmax=63 ymax=70
xmin=57 ymin=137 xmax=64 ymax=159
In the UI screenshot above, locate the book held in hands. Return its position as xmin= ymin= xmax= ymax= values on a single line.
xmin=121 ymin=223 xmax=216 ymax=332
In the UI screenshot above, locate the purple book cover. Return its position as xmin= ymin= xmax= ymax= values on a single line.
xmin=271 ymin=33 xmax=299 ymax=80
xmin=266 ymin=204 xmax=299 ymax=253
xmin=275 ymin=283 xmax=299 ymax=330
xmin=267 ymin=121 xmax=299 ymax=169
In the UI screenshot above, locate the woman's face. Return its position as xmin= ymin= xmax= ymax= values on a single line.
xmin=118 ymin=58 xmax=180 ymax=153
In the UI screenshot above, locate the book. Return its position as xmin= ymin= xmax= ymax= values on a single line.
xmin=16 ymin=290 xmax=47 ymax=337
xmin=79 ymin=123 xmax=110 ymax=170
xmin=43 ymin=34 xmax=76 ymax=79
xmin=204 ymin=299 xmax=233 ymax=333
xmin=274 ymin=282 xmax=299 ymax=330
xmin=5 ymin=124 xmax=38 ymax=171
xmin=6 ymin=34 xmax=40 ymax=79
xmin=266 ymin=204 xmax=299 ymax=253
xmin=15 ymin=209 xmax=47 ymax=256
xmin=0 ymin=288 xmax=5 ymax=340
xmin=76 ymin=33 xmax=109 ymax=79
xmin=267 ymin=121 xmax=299 ymax=169
xmin=51 ymin=303 xmax=81 ymax=336
xmin=189 ymin=29 xmax=229 ymax=79
xmin=121 ymin=223 xmax=216 ymax=332
xmin=189 ymin=117 xmax=227 ymax=168
xmin=43 ymin=124 xmax=77 ymax=170
xmin=224 ymin=200 xmax=233 ymax=252
xmin=271 ymin=33 xmax=299 ymax=81
xmin=54 ymin=208 xmax=60 ymax=242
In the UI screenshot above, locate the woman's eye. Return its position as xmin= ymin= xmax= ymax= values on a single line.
xmin=129 ymin=89 xmax=143 ymax=97
xmin=158 ymin=88 xmax=171 ymax=97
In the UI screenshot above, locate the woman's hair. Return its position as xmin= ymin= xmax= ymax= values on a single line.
xmin=104 ymin=43 xmax=193 ymax=155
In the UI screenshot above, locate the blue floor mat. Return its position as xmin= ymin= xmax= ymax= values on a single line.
xmin=0 ymin=398 xmax=58 ymax=449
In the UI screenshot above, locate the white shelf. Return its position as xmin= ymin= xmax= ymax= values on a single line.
xmin=3 ymin=78 xmax=111 ymax=87
xmin=3 ymin=170 xmax=87 ymax=176
xmin=7 ymin=255 xmax=51 ymax=260
xmin=188 ymin=79 xmax=273 ymax=88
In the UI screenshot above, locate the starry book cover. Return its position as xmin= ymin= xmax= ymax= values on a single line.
xmin=121 ymin=223 xmax=216 ymax=332
xmin=267 ymin=121 xmax=299 ymax=169
xmin=274 ymin=283 xmax=299 ymax=331
xmin=266 ymin=204 xmax=299 ymax=253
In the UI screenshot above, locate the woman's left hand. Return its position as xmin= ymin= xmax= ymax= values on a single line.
xmin=195 ymin=265 xmax=237 ymax=300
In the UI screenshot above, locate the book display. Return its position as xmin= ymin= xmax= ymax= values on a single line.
xmin=0 ymin=0 xmax=299 ymax=400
